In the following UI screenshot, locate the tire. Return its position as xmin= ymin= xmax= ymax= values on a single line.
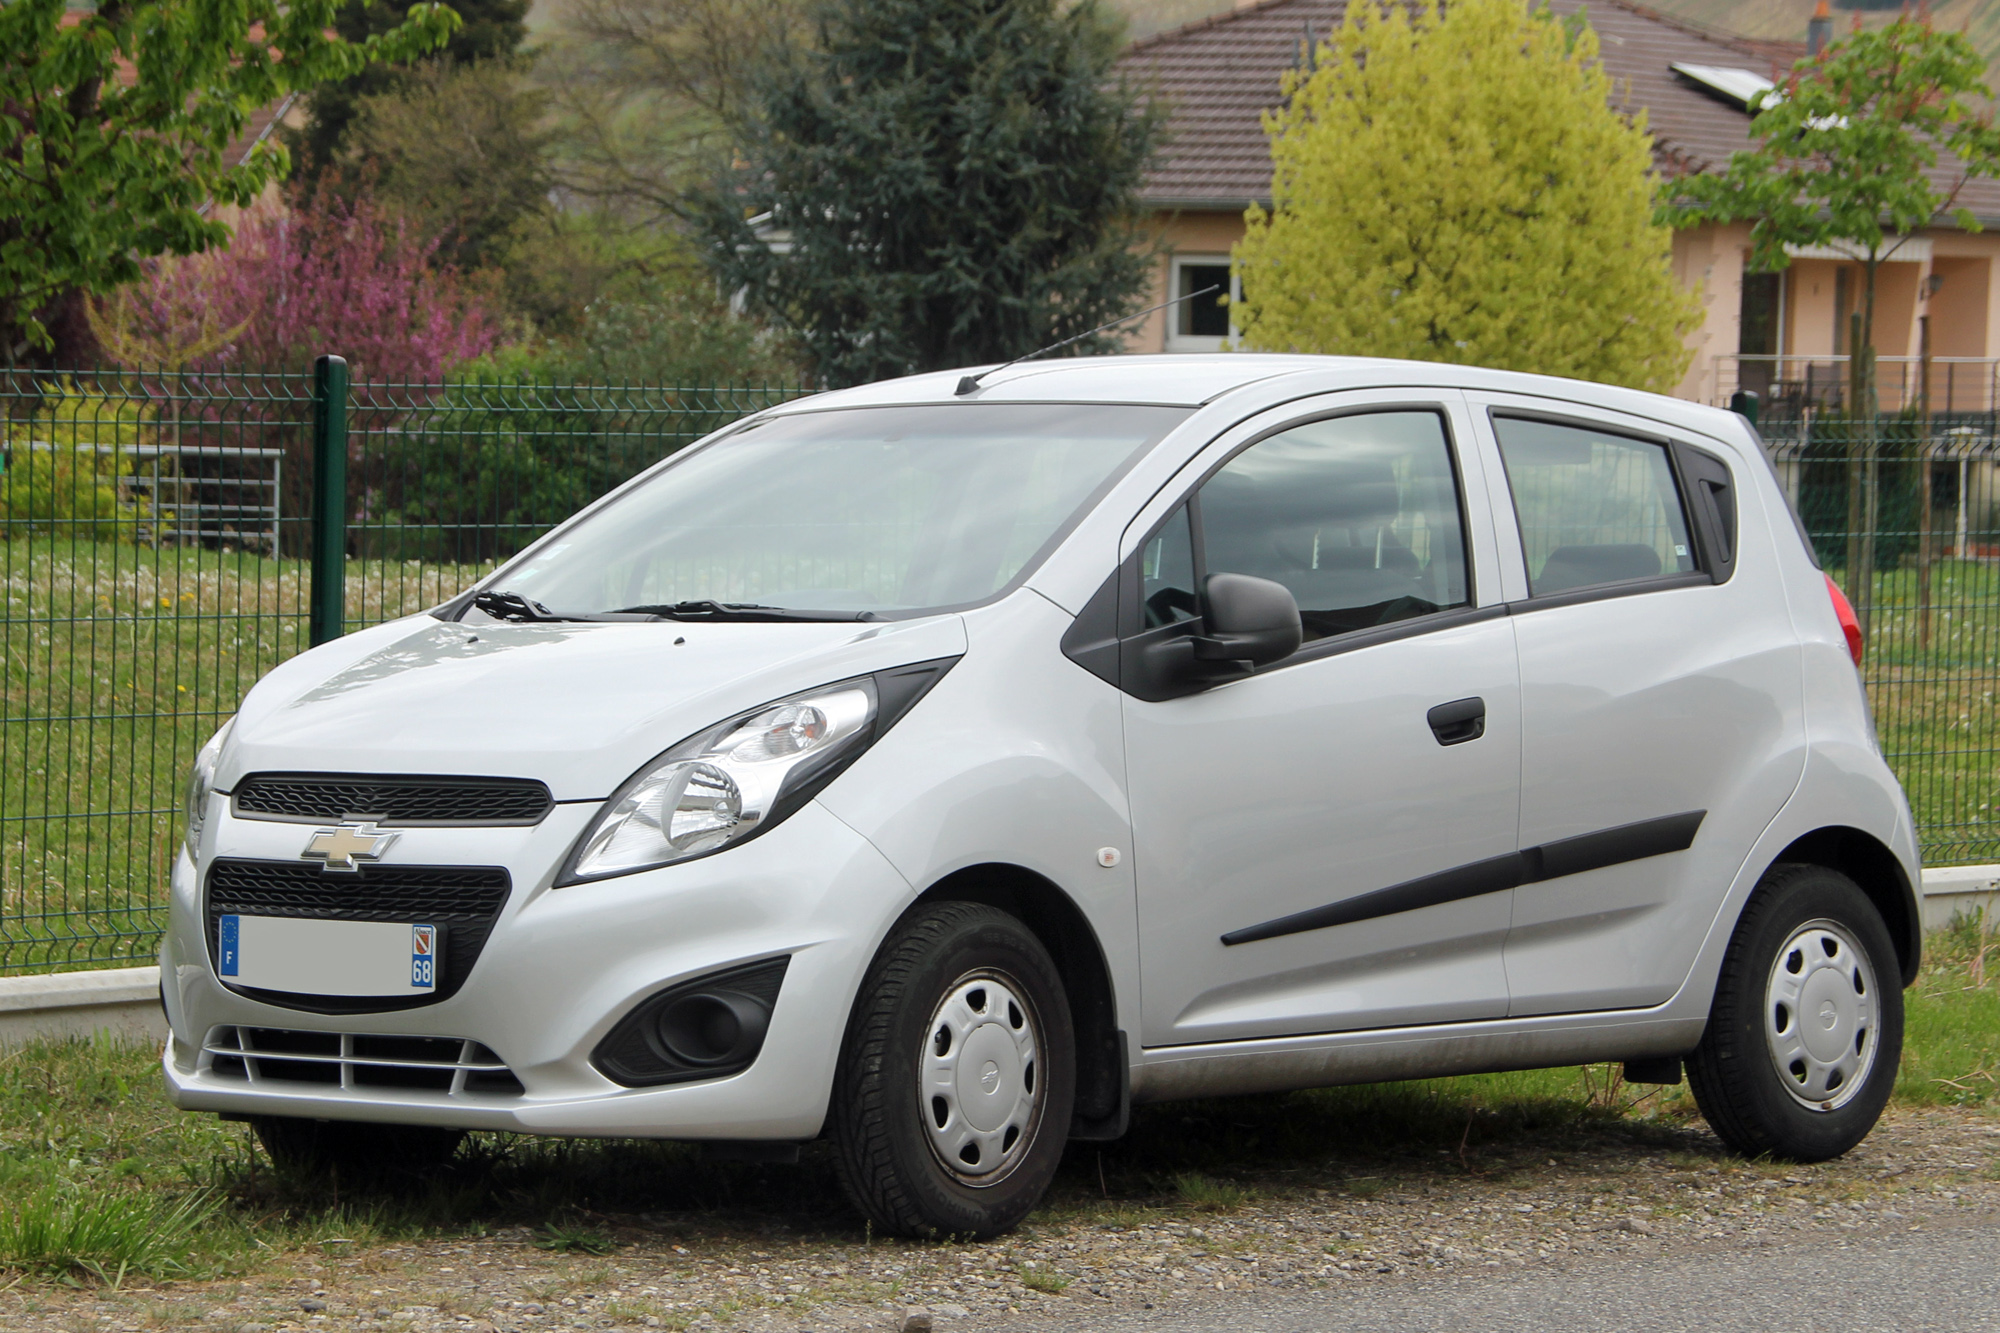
xmin=252 ymin=1115 xmax=464 ymax=1183
xmin=1687 ymin=863 xmax=1903 ymax=1162
xmin=830 ymin=901 xmax=1076 ymax=1239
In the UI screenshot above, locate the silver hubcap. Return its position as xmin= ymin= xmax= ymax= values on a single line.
xmin=1765 ymin=918 xmax=1878 ymax=1111
xmin=920 ymin=970 xmax=1042 ymax=1186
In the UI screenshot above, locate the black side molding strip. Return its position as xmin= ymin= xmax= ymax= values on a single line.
xmin=1220 ymin=810 xmax=1706 ymax=947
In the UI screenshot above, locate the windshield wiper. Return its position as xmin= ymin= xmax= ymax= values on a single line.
xmin=611 ymin=600 xmax=878 ymax=623
xmin=472 ymin=590 xmax=660 ymax=624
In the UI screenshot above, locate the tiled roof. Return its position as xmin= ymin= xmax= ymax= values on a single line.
xmin=1116 ymin=0 xmax=2000 ymax=221
xmin=221 ymin=92 xmax=298 ymax=172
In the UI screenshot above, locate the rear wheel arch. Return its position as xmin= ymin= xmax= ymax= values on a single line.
xmin=1767 ymin=826 xmax=1921 ymax=985
xmin=911 ymin=863 xmax=1125 ymax=1139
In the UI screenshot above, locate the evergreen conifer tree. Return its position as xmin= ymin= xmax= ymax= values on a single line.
xmin=701 ymin=0 xmax=1161 ymax=388
xmin=1232 ymin=0 xmax=1700 ymax=393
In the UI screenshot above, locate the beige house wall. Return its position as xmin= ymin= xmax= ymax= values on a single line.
xmin=1929 ymin=256 xmax=1991 ymax=357
xmin=1787 ymin=259 xmax=1839 ymax=357
xmin=1670 ymin=222 xmax=1747 ymax=404
xmin=1931 ymin=232 xmax=2000 ymax=373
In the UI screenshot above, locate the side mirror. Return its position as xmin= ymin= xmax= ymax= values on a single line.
xmin=1194 ymin=573 xmax=1302 ymax=670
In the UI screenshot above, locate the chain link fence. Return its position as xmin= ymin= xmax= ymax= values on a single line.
xmin=4 ymin=370 xmax=1998 ymax=973
xmin=0 ymin=364 xmax=807 ymax=972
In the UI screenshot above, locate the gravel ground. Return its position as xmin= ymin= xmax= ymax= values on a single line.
xmin=7 ymin=1104 xmax=1999 ymax=1333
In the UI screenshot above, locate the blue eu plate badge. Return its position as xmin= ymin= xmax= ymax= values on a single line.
xmin=411 ymin=924 xmax=437 ymax=990
xmin=218 ymin=915 xmax=240 ymax=976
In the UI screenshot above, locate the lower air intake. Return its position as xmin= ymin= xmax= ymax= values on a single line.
xmin=202 ymin=1026 xmax=525 ymax=1097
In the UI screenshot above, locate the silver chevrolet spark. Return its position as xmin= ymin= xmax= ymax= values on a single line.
xmin=163 ymin=355 xmax=1916 ymax=1237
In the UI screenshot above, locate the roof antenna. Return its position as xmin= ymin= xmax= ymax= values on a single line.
xmin=954 ymin=283 xmax=1224 ymax=396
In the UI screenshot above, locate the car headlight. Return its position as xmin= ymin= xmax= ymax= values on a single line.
xmin=183 ymin=717 xmax=234 ymax=858
xmin=560 ymin=659 xmax=958 ymax=884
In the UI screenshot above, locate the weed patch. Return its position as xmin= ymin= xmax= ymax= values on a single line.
xmin=1171 ymin=1173 xmax=1250 ymax=1211
xmin=1019 ymin=1263 xmax=1072 ymax=1294
xmin=0 ymin=1186 xmax=217 ymax=1279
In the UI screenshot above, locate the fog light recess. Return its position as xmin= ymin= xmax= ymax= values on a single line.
xmin=591 ymin=957 xmax=789 ymax=1087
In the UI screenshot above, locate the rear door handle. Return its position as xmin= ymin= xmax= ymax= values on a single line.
xmin=1427 ymin=696 xmax=1486 ymax=746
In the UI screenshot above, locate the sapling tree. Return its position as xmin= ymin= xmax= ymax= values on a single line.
xmin=1663 ymin=15 xmax=2000 ymax=632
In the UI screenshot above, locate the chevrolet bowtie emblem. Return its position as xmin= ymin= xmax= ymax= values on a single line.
xmin=303 ymin=821 xmax=399 ymax=871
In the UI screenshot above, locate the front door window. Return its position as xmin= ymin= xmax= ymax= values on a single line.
xmin=1199 ymin=411 xmax=1470 ymax=640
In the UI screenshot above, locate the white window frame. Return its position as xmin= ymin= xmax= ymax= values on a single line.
xmin=1165 ymin=254 xmax=1240 ymax=352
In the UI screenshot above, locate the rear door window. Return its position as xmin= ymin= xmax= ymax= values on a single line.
xmin=1492 ymin=416 xmax=1696 ymax=596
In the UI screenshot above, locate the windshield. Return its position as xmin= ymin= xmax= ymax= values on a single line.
xmin=476 ymin=403 xmax=1189 ymax=619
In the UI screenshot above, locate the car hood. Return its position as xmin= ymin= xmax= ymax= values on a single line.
xmin=217 ymin=612 xmax=969 ymax=800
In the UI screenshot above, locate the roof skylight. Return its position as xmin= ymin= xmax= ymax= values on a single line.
xmin=1671 ymin=63 xmax=1776 ymax=111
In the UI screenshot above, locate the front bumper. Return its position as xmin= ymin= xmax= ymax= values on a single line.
xmin=162 ymin=800 xmax=911 ymax=1139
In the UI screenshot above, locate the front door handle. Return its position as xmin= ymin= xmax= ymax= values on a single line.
xmin=1427 ymin=696 xmax=1486 ymax=746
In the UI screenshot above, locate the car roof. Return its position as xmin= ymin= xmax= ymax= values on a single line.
xmin=766 ymin=354 xmax=1748 ymax=444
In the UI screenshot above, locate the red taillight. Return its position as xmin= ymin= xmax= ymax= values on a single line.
xmin=1825 ymin=574 xmax=1864 ymax=665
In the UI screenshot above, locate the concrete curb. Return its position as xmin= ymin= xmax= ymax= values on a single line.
xmin=1918 ymin=864 xmax=2000 ymax=932
xmin=0 ymin=964 xmax=165 ymax=1046
xmin=3 ymin=866 xmax=1999 ymax=1047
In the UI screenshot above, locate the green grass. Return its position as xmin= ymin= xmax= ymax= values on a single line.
xmin=4 ymin=926 xmax=1994 ymax=1284
xmin=1899 ymin=908 xmax=2000 ymax=1106
xmin=1171 ymin=1172 xmax=1253 ymax=1210
xmin=0 ymin=1185 xmax=218 ymax=1281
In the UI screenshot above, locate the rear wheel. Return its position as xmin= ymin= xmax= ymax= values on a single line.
xmin=830 ymin=901 xmax=1075 ymax=1238
xmin=1687 ymin=863 xmax=1903 ymax=1161
xmin=251 ymin=1116 xmax=463 ymax=1182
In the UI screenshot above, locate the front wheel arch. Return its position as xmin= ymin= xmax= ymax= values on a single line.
xmin=908 ymin=864 xmax=1125 ymax=1139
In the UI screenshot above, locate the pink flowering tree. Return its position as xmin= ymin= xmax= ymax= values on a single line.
xmin=94 ymin=193 xmax=501 ymax=380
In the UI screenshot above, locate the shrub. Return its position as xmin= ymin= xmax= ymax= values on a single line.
xmin=0 ymin=380 xmax=150 ymax=540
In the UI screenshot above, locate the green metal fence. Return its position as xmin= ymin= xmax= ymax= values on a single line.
xmin=3 ymin=371 xmax=1997 ymax=974
xmin=1761 ymin=414 xmax=2000 ymax=869
xmin=0 ymin=363 xmax=808 ymax=972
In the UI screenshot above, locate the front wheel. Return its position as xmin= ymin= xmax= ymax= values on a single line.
xmin=1687 ymin=863 xmax=1903 ymax=1161
xmin=830 ymin=901 xmax=1075 ymax=1238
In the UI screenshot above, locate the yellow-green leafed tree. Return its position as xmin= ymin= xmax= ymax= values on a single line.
xmin=1232 ymin=0 xmax=1702 ymax=392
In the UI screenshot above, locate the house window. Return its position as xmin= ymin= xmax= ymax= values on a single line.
xmin=1739 ymin=270 xmax=1783 ymax=357
xmin=1166 ymin=256 xmax=1237 ymax=351
xmin=1738 ymin=269 xmax=1784 ymax=399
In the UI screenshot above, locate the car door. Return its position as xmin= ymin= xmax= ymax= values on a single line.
xmin=1467 ymin=396 xmax=1807 ymax=1016
xmin=1111 ymin=393 xmax=1523 ymax=1047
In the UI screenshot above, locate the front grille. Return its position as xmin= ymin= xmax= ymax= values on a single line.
xmin=203 ymin=1025 xmax=525 ymax=1096
xmin=233 ymin=773 xmax=553 ymax=826
xmin=205 ymin=858 xmax=511 ymax=1013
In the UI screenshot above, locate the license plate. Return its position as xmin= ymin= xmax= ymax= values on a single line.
xmin=217 ymin=915 xmax=442 ymax=996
